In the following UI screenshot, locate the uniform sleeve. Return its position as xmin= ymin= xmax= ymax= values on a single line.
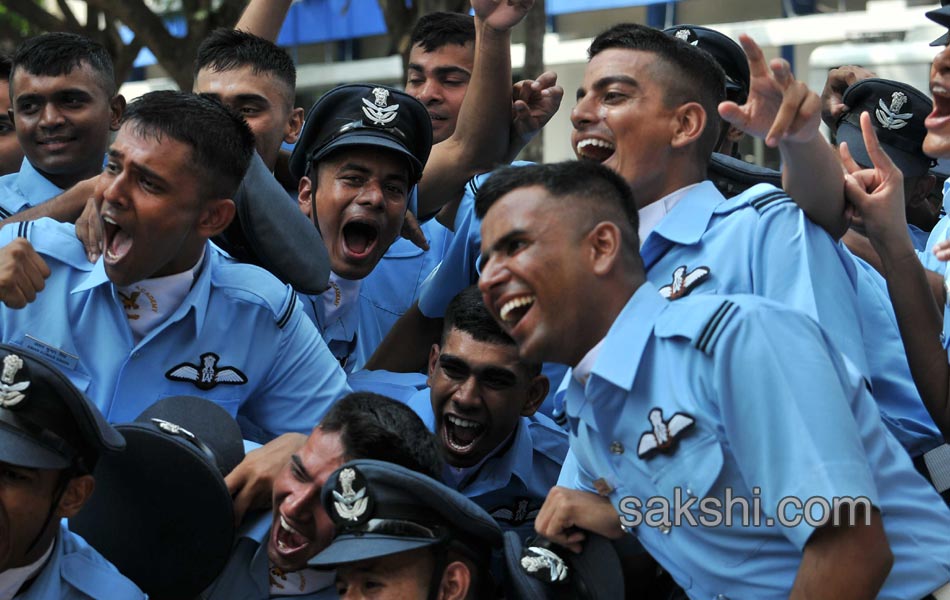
xmin=237 ymin=296 xmax=351 ymax=441
xmin=418 ymin=180 xmax=483 ymax=319
xmin=751 ymin=203 xmax=869 ymax=377
xmin=556 ymin=447 xmax=598 ymax=494
xmin=711 ymin=306 xmax=879 ymax=551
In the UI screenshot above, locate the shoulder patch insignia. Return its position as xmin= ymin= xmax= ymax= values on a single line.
xmin=658 ymin=265 xmax=710 ymax=299
xmin=165 ymin=352 xmax=247 ymax=390
xmin=490 ymin=498 xmax=541 ymax=526
xmin=521 ymin=546 xmax=568 ymax=583
xmin=637 ymin=408 xmax=695 ymax=459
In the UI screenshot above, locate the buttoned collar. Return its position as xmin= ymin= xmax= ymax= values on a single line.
xmin=643 ymin=180 xmax=724 ymax=250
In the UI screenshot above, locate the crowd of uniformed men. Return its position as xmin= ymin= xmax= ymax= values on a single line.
xmin=4 ymin=0 xmax=950 ymax=598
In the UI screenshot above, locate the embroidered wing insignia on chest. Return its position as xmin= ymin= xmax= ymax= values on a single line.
xmin=658 ymin=265 xmax=710 ymax=299
xmin=165 ymin=352 xmax=248 ymax=390
xmin=637 ymin=408 xmax=695 ymax=459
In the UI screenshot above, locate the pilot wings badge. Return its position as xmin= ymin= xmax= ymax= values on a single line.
xmin=362 ymin=87 xmax=399 ymax=126
xmin=333 ymin=467 xmax=370 ymax=522
xmin=875 ymin=91 xmax=913 ymax=130
xmin=521 ymin=546 xmax=568 ymax=583
xmin=165 ymin=352 xmax=247 ymax=391
xmin=637 ymin=408 xmax=695 ymax=459
xmin=658 ymin=265 xmax=710 ymax=300
xmin=0 ymin=354 xmax=29 ymax=408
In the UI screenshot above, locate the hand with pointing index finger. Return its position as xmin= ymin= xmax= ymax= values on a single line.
xmin=719 ymin=34 xmax=821 ymax=148
xmin=840 ymin=111 xmax=912 ymax=256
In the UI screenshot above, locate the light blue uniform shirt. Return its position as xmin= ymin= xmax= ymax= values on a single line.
xmin=561 ymin=283 xmax=950 ymax=599
xmin=0 ymin=158 xmax=63 ymax=218
xmin=406 ymin=386 xmax=568 ymax=540
xmin=919 ymin=179 xmax=950 ymax=274
xmin=202 ymin=511 xmax=337 ymax=600
xmin=641 ymin=181 xmax=942 ymax=455
xmin=0 ymin=219 xmax=350 ymax=441
xmin=16 ymin=523 xmax=145 ymax=600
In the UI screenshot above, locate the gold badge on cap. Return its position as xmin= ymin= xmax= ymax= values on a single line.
xmin=0 ymin=354 xmax=29 ymax=408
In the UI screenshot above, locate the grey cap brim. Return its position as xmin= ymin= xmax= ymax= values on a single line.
xmin=0 ymin=424 xmax=71 ymax=469
xmin=837 ymin=120 xmax=931 ymax=177
xmin=307 ymin=534 xmax=440 ymax=568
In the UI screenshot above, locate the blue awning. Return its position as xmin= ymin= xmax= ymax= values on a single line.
xmin=128 ymin=0 xmax=677 ymax=69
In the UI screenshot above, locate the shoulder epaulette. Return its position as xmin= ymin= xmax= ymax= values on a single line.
xmin=748 ymin=189 xmax=792 ymax=213
xmin=694 ymin=299 xmax=739 ymax=356
xmin=211 ymin=261 xmax=298 ymax=329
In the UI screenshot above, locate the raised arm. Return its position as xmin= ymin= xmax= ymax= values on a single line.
xmin=720 ymin=35 xmax=849 ymax=240
xmin=844 ymin=111 xmax=950 ymax=436
xmin=235 ymin=0 xmax=293 ymax=41
xmin=416 ymin=0 xmax=533 ymax=219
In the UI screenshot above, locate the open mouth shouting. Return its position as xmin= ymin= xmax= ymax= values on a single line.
xmin=441 ymin=413 xmax=486 ymax=456
xmin=341 ymin=219 xmax=380 ymax=261
xmin=575 ymin=138 xmax=615 ymax=163
xmin=101 ymin=214 xmax=133 ymax=265
xmin=498 ymin=294 xmax=536 ymax=328
xmin=271 ymin=513 xmax=314 ymax=565
xmin=927 ymin=82 xmax=950 ymax=132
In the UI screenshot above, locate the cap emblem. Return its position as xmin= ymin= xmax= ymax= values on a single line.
xmin=333 ymin=467 xmax=369 ymax=522
xmin=521 ymin=546 xmax=568 ymax=583
xmin=674 ymin=28 xmax=699 ymax=45
xmin=876 ymin=91 xmax=913 ymax=130
xmin=362 ymin=88 xmax=399 ymax=126
xmin=0 ymin=354 xmax=29 ymax=408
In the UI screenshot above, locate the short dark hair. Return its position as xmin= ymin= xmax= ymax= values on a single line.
xmin=11 ymin=32 xmax=116 ymax=96
xmin=589 ymin=23 xmax=726 ymax=161
xmin=0 ymin=54 xmax=12 ymax=82
xmin=121 ymin=91 xmax=255 ymax=201
xmin=443 ymin=286 xmax=541 ymax=376
xmin=194 ymin=28 xmax=296 ymax=102
xmin=475 ymin=161 xmax=641 ymax=256
xmin=410 ymin=12 xmax=476 ymax=52
xmin=320 ymin=392 xmax=443 ymax=480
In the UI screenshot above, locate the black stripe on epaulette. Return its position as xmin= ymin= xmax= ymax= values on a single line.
xmin=276 ymin=300 xmax=294 ymax=329
xmin=0 ymin=207 xmax=12 ymax=220
xmin=749 ymin=191 xmax=790 ymax=213
xmin=17 ymin=221 xmax=29 ymax=239
xmin=468 ymin=178 xmax=479 ymax=198
xmin=695 ymin=300 xmax=737 ymax=355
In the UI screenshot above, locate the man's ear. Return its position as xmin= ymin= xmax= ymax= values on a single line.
xmin=56 ymin=474 xmax=95 ymax=519
xmin=586 ymin=221 xmax=623 ymax=277
xmin=437 ymin=561 xmax=471 ymax=600
xmin=109 ymin=95 xmax=127 ymax=132
xmin=670 ymin=102 xmax=707 ymax=150
xmin=427 ymin=343 xmax=442 ymax=383
xmin=520 ymin=374 xmax=550 ymax=417
xmin=284 ymin=107 xmax=305 ymax=145
xmin=297 ymin=175 xmax=313 ymax=218
xmin=197 ymin=198 xmax=236 ymax=238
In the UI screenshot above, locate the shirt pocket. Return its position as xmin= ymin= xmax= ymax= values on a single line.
xmin=650 ymin=433 xmax=724 ymax=516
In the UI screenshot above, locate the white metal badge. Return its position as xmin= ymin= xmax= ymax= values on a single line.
xmin=0 ymin=354 xmax=29 ymax=408
xmin=875 ymin=91 xmax=913 ymax=130
xmin=362 ymin=87 xmax=399 ymax=126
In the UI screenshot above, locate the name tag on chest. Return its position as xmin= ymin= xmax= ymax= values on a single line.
xmin=22 ymin=335 xmax=79 ymax=371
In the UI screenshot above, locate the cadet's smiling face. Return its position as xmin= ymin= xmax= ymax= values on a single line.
xmin=269 ymin=428 xmax=346 ymax=572
xmin=479 ymin=187 xmax=599 ymax=367
xmin=11 ymin=62 xmax=122 ymax=189
xmin=298 ymin=147 xmax=410 ymax=280
xmin=571 ymin=48 xmax=679 ymax=207
xmin=194 ymin=65 xmax=302 ymax=171
xmin=0 ymin=79 xmax=24 ymax=176
xmin=427 ymin=329 xmax=546 ymax=468
xmin=405 ymin=43 xmax=474 ymax=144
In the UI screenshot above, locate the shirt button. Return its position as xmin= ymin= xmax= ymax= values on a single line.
xmin=659 ymin=524 xmax=671 ymax=534
xmin=716 ymin=595 xmax=730 ymax=600
xmin=609 ymin=441 xmax=624 ymax=455
xmin=686 ymin=487 xmax=694 ymax=497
